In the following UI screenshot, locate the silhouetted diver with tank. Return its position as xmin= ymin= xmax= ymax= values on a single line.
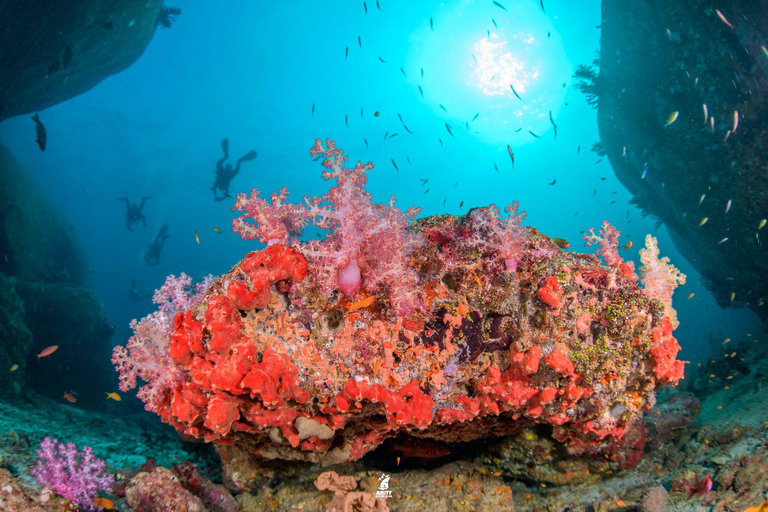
xmin=117 ymin=196 xmax=151 ymax=232
xmin=212 ymin=138 xmax=256 ymax=201
xmin=144 ymin=224 xmax=169 ymax=266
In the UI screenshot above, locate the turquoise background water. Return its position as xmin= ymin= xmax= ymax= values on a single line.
xmin=0 ymin=0 xmax=757 ymax=375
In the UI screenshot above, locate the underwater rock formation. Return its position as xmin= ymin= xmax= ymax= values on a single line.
xmin=115 ymin=140 xmax=687 ymax=484
xmin=0 ymin=143 xmax=112 ymax=397
xmin=0 ymin=0 xmax=165 ymax=122
xmin=593 ymin=0 xmax=768 ymax=319
xmin=0 ymin=273 xmax=33 ymax=395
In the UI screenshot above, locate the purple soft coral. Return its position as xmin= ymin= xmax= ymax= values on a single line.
xmin=31 ymin=437 xmax=114 ymax=510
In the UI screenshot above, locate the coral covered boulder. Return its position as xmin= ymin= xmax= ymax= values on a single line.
xmin=115 ymin=140 xmax=687 ymax=473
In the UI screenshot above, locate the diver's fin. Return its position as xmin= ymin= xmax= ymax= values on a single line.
xmin=238 ymin=150 xmax=257 ymax=162
xmin=221 ymin=138 xmax=229 ymax=159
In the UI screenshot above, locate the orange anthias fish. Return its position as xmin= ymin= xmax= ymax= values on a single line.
xmin=347 ymin=295 xmax=375 ymax=312
xmin=93 ymin=497 xmax=115 ymax=510
xmin=105 ymin=392 xmax=122 ymax=402
xmin=37 ymin=345 xmax=58 ymax=358
xmin=63 ymin=392 xmax=77 ymax=403
xmin=683 ymin=472 xmax=712 ymax=500
xmin=745 ymin=499 xmax=768 ymax=512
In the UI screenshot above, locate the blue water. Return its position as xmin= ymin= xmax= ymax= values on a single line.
xmin=0 ymin=0 xmax=758 ymax=380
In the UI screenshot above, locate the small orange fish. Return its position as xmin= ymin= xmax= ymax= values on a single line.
xmin=194 ymin=230 xmax=201 ymax=244
xmin=745 ymin=499 xmax=768 ymax=512
xmin=347 ymin=295 xmax=375 ymax=312
xmin=396 ymin=456 xmax=400 ymax=465
xmin=622 ymin=240 xmax=633 ymax=250
xmin=457 ymin=299 xmax=470 ymax=317
xmin=687 ymin=292 xmax=695 ymax=300
xmin=10 ymin=364 xmax=18 ymax=372
xmin=37 ymin=345 xmax=58 ymax=358
xmin=552 ymin=238 xmax=570 ymax=249
xmin=93 ymin=497 xmax=115 ymax=510
xmin=105 ymin=392 xmax=122 ymax=402
xmin=231 ymin=204 xmax=235 ymax=212
xmin=616 ymin=499 xmax=627 ymax=507
xmin=213 ymin=227 xmax=223 ymax=234
xmin=63 ymin=392 xmax=77 ymax=403
xmin=683 ymin=471 xmax=712 ymax=500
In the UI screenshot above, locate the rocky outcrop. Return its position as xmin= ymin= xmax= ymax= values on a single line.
xmin=590 ymin=0 xmax=768 ymax=319
xmin=0 ymin=0 xmax=165 ymax=122
xmin=0 ymin=143 xmax=112 ymax=398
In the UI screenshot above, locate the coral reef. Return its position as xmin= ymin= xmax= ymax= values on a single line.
xmin=125 ymin=467 xmax=206 ymax=512
xmin=114 ymin=140 xmax=687 ymax=487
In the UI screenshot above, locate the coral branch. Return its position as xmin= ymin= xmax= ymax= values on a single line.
xmin=639 ymin=234 xmax=686 ymax=328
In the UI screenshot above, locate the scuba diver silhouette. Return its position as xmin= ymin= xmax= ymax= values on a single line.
xmin=117 ymin=196 xmax=151 ymax=232
xmin=144 ymin=224 xmax=169 ymax=266
xmin=128 ymin=279 xmax=153 ymax=301
xmin=212 ymin=138 xmax=257 ymax=201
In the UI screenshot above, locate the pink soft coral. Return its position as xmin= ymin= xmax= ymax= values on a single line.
xmin=639 ymin=234 xmax=686 ymax=328
xmin=584 ymin=220 xmax=638 ymax=281
xmin=467 ymin=203 xmax=527 ymax=271
xmin=233 ymin=187 xmax=309 ymax=245
xmin=31 ymin=437 xmax=113 ymax=511
xmin=112 ymin=273 xmax=210 ymax=412
xmin=232 ymin=139 xmax=423 ymax=316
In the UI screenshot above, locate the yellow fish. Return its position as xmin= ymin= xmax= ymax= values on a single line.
xmin=213 ymin=227 xmax=223 ymax=234
xmin=759 ymin=219 xmax=767 ymax=230
xmin=10 ymin=364 xmax=18 ymax=371
xmin=105 ymin=392 xmax=122 ymax=401
xmin=664 ymin=111 xmax=679 ymax=125
xmin=698 ymin=217 xmax=708 ymax=226
xmin=552 ymin=238 xmax=570 ymax=249
xmin=687 ymin=293 xmax=694 ymax=300
xmin=194 ymin=230 xmax=201 ymax=244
